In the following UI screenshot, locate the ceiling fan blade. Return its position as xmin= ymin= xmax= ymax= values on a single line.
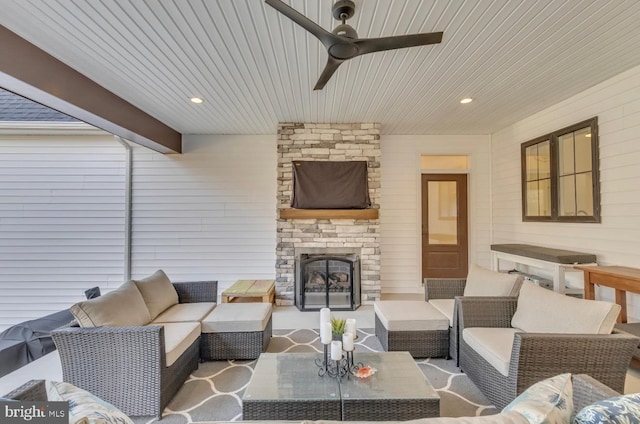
xmin=355 ymin=32 xmax=443 ymax=56
xmin=314 ymin=56 xmax=345 ymax=90
xmin=265 ymin=0 xmax=337 ymax=48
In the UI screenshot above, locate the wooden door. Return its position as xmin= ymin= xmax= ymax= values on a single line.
xmin=421 ymin=174 xmax=468 ymax=278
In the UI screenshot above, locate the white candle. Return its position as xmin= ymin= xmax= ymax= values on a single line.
xmin=331 ymin=341 xmax=342 ymax=360
xmin=320 ymin=322 xmax=332 ymax=345
xmin=342 ymin=332 xmax=354 ymax=351
xmin=345 ymin=318 xmax=356 ymax=336
xmin=320 ymin=308 xmax=331 ymax=326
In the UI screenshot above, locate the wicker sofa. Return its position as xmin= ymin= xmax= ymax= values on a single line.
xmin=51 ymin=270 xmax=218 ymax=418
xmin=4 ymin=374 xmax=625 ymax=424
xmin=458 ymin=281 xmax=639 ymax=410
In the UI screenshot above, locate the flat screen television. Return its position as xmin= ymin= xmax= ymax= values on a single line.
xmin=291 ymin=160 xmax=371 ymax=209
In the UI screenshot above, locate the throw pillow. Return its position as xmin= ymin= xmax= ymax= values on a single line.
xmin=573 ymin=393 xmax=640 ymax=424
xmin=46 ymin=380 xmax=133 ymax=424
xmin=463 ymin=264 xmax=523 ymax=297
xmin=503 ymin=373 xmax=573 ymax=424
xmin=70 ymin=281 xmax=151 ymax=327
xmin=133 ymin=269 xmax=179 ymax=320
xmin=511 ymin=281 xmax=620 ymax=334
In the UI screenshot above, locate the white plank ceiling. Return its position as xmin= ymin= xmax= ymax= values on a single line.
xmin=1 ymin=0 xmax=640 ymax=135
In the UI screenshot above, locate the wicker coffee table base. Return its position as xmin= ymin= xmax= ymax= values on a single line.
xmin=342 ymin=398 xmax=440 ymax=421
xmin=243 ymin=398 xmax=341 ymax=421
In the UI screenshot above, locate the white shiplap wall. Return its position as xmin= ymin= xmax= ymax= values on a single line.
xmin=0 ymin=133 xmax=125 ymax=331
xmin=129 ymin=135 xmax=277 ymax=294
xmin=491 ymin=64 xmax=640 ymax=320
xmin=380 ymin=135 xmax=492 ymax=293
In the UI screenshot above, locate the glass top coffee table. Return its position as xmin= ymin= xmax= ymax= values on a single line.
xmin=242 ymin=352 xmax=341 ymax=420
xmin=242 ymin=351 xmax=440 ymax=421
xmin=340 ymin=351 xmax=440 ymax=420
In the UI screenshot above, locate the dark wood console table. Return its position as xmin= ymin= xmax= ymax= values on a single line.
xmin=574 ymin=265 xmax=640 ymax=323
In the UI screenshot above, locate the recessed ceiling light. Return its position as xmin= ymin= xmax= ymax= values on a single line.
xmin=460 ymin=97 xmax=473 ymax=104
xmin=190 ymin=97 xmax=204 ymax=104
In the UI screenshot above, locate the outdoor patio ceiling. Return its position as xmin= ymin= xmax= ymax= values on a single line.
xmin=0 ymin=24 xmax=181 ymax=154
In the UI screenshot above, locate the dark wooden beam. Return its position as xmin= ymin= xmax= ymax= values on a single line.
xmin=0 ymin=24 xmax=181 ymax=154
xmin=279 ymin=208 xmax=379 ymax=220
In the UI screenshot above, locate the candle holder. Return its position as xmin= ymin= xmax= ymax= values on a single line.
xmin=316 ymin=348 xmax=363 ymax=379
xmin=315 ymin=344 xmax=330 ymax=375
xmin=316 ymin=354 xmax=349 ymax=379
xmin=344 ymin=350 xmax=363 ymax=375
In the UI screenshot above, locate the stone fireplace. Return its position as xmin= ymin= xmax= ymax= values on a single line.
xmin=275 ymin=123 xmax=381 ymax=307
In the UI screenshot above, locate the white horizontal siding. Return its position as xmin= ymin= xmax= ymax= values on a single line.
xmin=491 ymin=63 xmax=640 ymax=320
xmin=129 ymin=135 xmax=276 ymax=294
xmin=380 ymin=135 xmax=492 ymax=294
xmin=0 ymin=134 xmax=126 ymax=332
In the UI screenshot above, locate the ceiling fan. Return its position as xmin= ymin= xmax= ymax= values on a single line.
xmin=265 ymin=0 xmax=443 ymax=90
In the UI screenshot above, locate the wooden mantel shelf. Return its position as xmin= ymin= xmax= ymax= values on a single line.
xmin=278 ymin=208 xmax=379 ymax=220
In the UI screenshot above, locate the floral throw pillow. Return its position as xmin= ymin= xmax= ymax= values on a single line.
xmin=502 ymin=373 xmax=573 ymax=424
xmin=46 ymin=381 xmax=133 ymax=424
xmin=573 ymin=393 xmax=640 ymax=424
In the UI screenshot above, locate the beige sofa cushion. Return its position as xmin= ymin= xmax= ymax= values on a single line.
xmin=511 ymin=281 xmax=621 ymax=334
xmin=464 ymin=264 xmax=524 ymax=297
xmin=133 ymin=270 xmax=179 ymax=320
xmin=70 ymin=281 xmax=151 ymax=327
xmin=463 ymin=327 xmax=519 ymax=377
xmin=374 ymin=301 xmax=449 ymax=332
xmin=152 ymin=302 xmax=217 ymax=324
xmin=159 ymin=322 xmax=201 ymax=367
xmin=429 ymin=299 xmax=455 ymax=327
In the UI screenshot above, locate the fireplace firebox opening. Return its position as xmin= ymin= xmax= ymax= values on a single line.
xmin=295 ymin=253 xmax=361 ymax=311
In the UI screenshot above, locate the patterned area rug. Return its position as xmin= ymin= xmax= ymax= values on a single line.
xmin=133 ymin=329 xmax=498 ymax=423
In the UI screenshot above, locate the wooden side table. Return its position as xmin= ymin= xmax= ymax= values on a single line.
xmin=221 ymin=279 xmax=275 ymax=303
xmin=574 ymin=265 xmax=640 ymax=323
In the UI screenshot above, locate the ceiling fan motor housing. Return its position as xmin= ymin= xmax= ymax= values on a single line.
xmin=332 ymin=0 xmax=355 ymax=21
xmin=332 ymin=23 xmax=358 ymax=39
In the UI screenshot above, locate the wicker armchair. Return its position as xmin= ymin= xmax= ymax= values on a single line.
xmin=51 ymin=281 xmax=217 ymax=419
xmin=457 ymin=296 xmax=639 ymax=410
xmin=424 ymin=277 xmax=466 ymax=363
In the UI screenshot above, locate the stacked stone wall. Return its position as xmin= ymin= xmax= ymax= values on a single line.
xmin=275 ymin=123 xmax=381 ymax=305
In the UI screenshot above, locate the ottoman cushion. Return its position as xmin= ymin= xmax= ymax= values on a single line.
xmin=374 ymin=301 xmax=449 ymax=332
xmin=202 ymin=303 xmax=272 ymax=333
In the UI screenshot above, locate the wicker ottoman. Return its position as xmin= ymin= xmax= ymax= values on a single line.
xmin=374 ymin=300 xmax=449 ymax=358
xmin=200 ymin=303 xmax=272 ymax=360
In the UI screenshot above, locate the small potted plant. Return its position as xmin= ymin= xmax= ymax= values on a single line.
xmin=331 ymin=317 xmax=346 ymax=340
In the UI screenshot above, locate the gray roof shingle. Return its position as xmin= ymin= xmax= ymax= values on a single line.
xmin=0 ymin=88 xmax=79 ymax=122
